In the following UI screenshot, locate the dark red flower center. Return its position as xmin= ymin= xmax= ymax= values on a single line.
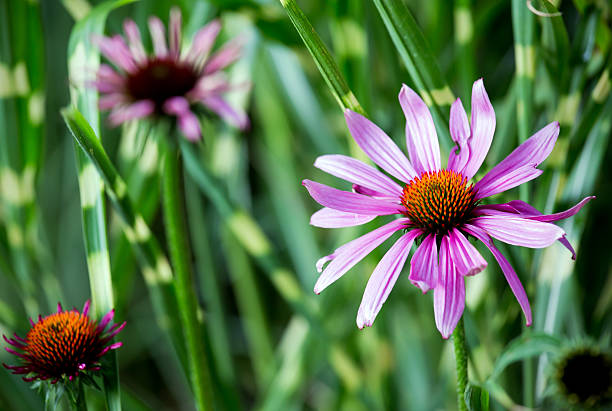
xmin=25 ymin=311 xmax=102 ymax=378
xmin=401 ymin=169 xmax=476 ymax=235
xmin=126 ymin=57 xmax=199 ymax=111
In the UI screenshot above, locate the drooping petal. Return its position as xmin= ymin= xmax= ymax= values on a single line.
xmin=472 ymin=215 xmax=564 ymax=248
xmin=434 ymin=235 xmax=466 ymax=339
xmin=409 ymin=233 xmax=438 ymax=293
xmin=357 ymin=229 xmax=422 ymax=328
xmin=148 ymin=16 xmax=168 ymax=58
xmin=314 ymin=218 xmax=408 ymax=293
xmin=448 ymin=97 xmax=471 ymax=172
xmin=314 ymin=154 xmax=403 ymax=197
xmin=123 ymin=20 xmax=147 ymax=64
xmin=163 ymin=96 xmax=201 ymax=141
xmin=185 ymin=19 xmax=222 ymax=65
xmin=204 ymin=37 xmax=244 ymax=75
xmin=169 ymin=8 xmax=182 ymax=58
xmin=351 ymin=184 xmax=392 ymax=199
xmin=108 ymin=100 xmax=155 ymax=125
xmin=399 ymin=84 xmax=440 ymax=173
xmin=464 ymin=224 xmax=532 ymax=325
xmin=448 ymin=228 xmax=487 ymax=276
xmin=474 ymin=164 xmax=543 ymax=199
xmin=310 ymin=207 xmax=376 ymax=228
xmin=302 ymin=180 xmax=402 ymax=216
xmin=462 ymin=79 xmax=496 ymax=179
xmin=201 ymin=96 xmax=249 ymax=130
xmin=503 ymin=196 xmax=595 ymax=223
xmin=344 ymin=109 xmax=416 ymax=182
xmin=475 ymin=121 xmax=559 ymax=198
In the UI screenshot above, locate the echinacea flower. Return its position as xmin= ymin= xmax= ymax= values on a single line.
xmin=550 ymin=342 xmax=612 ymax=409
xmin=302 ymin=79 xmax=593 ymax=338
xmin=92 ymin=7 xmax=249 ymax=141
xmin=3 ymin=301 xmax=125 ymax=384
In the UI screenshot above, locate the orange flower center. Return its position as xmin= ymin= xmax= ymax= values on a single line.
xmin=401 ymin=170 xmax=476 ymax=235
xmin=25 ymin=311 xmax=101 ymax=374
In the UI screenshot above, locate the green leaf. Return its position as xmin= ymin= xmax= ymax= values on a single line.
xmin=372 ymin=0 xmax=454 ymax=151
xmin=537 ymin=0 xmax=570 ymax=84
xmin=465 ymin=384 xmax=490 ymax=411
xmin=489 ymin=332 xmax=562 ymax=380
xmin=66 ymin=1 xmax=135 ymax=410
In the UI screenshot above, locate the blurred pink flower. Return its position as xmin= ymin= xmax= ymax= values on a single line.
xmin=93 ymin=8 xmax=249 ymax=140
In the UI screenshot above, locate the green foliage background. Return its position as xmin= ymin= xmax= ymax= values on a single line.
xmin=0 ymin=0 xmax=610 ymax=409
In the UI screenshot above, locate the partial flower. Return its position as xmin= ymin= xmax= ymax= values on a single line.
xmin=92 ymin=7 xmax=249 ymax=141
xmin=3 ymin=300 xmax=125 ymax=384
xmin=549 ymin=342 xmax=612 ymax=410
xmin=302 ymin=79 xmax=594 ymax=338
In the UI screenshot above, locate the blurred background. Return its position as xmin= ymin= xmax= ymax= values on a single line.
xmin=0 ymin=0 xmax=611 ymax=409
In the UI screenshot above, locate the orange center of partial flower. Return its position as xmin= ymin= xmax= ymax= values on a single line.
xmin=401 ymin=169 xmax=476 ymax=235
xmin=26 ymin=311 xmax=100 ymax=374
xmin=126 ymin=57 xmax=199 ymax=110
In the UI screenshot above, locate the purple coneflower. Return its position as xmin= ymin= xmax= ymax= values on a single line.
xmin=92 ymin=8 xmax=249 ymax=140
xmin=3 ymin=301 xmax=125 ymax=383
xmin=303 ymin=79 xmax=593 ymax=338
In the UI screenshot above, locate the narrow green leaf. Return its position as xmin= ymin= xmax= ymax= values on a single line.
xmin=488 ymin=332 xmax=561 ymax=380
xmin=465 ymin=384 xmax=490 ymax=411
xmin=66 ymin=1 xmax=135 ymax=410
xmin=277 ymin=0 xmax=365 ymax=115
xmin=373 ymin=0 xmax=454 ymax=151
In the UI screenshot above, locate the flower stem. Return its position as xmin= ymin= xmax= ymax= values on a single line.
xmin=452 ymin=317 xmax=468 ymax=411
xmin=162 ymin=147 xmax=213 ymax=411
xmin=74 ymin=381 xmax=87 ymax=411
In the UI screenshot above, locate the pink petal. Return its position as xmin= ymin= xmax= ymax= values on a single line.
xmin=164 ymin=96 xmax=202 ymax=141
xmin=399 ymin=84 xmax=441 ymax=173
xmin=148 ymin=16 xmax=168 ymax=58
xmin=408 ymin=233 xmax=438 ymax=293
xmin=448 ymin=228 xmax=487 ymax=276
xmin=472 ymin=215 xmax=564 ymax=248
xmin=357 ymin=229 xmax=422 ymax=328
xmin=302 ymin=180 xmax=402 ymax=216
xmin=464 ymin=224 xmax=532 ymax=326
xmin=462 ymin=79 xmax=496 ymax=179
xmin=201 ymin=96 xmax=249 ymax=130
xmin=448 ymin=97 xmax=471 ymax=172
xmin=314 ymin=218 xmax=408 ymax=293
xmin=108 ymin=100 xmax=155 ymax=125
xmin=169 ymin=8 xmax=182 ymax=58
xmin=310 ymin=207 xmax=376 ymax=228
xmin=93 ymin=35 xmax=137 ymax=73
xmin=314 ymin=154 xmax=403 ymax=197
xmin=475 ymin=121 xmax=559 ymax=198
xmin=204 ymin=36 xmax=244 ymax=75
xmin=474 ymin=164 xmax=543 ymax=199
xmin=344 ymin=109 xmax=416 ymax=182
xmin=434 ymin=235 xmax=466 ymax=339
xmin=123 ymin=20 xmax=146 ymax=64
xmin=185 ymin=19 xmax=222 ymax=66
xmin=98 ymin=93 xmax=126 ymax=110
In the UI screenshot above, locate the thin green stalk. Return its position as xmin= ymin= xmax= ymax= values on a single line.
xmin=454 ymin=0 xmax=476 ymax=99
xmin=277 ymin=0 xmax=364 ymax=115
xmin=373 ymin=0 xmax=454 ymax=151
xmin=75 ymin=382 xmax=87 ymax=411
xmin=453 ymin=318 xmax=468 ymax=411
xmin=162 ymin=148 xmax=213 ymax=411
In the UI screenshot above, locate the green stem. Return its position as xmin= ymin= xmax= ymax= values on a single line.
xmin=452 ymin=318 xmax=468 ymax=411
xmin=74 ymin=381 xmax=87 ymax=411
xmin=162 ymin=147 xmax=213 ymax=411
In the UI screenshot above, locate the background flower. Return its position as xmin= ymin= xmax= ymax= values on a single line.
xmin=92 ymin=7 xmax=249 ymax=140
xmin=3 ymin=301 xmax=125 ymax=384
